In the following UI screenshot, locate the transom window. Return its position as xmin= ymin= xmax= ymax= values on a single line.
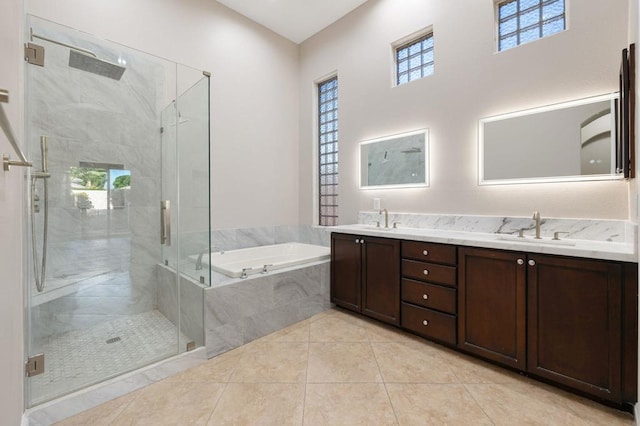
xmin=497 ymin=0 xmax=565 ymax=51
xmin=396 ymin=33 xmax=434 ymax=86
xmin=318 ymin=77 xmax=338 ymax=226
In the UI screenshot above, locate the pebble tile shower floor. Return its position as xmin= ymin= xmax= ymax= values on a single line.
xmin=31 ymin=310 xmax=186 ymax=404
xmin=55 ymin=308 xmax=633 ymax=425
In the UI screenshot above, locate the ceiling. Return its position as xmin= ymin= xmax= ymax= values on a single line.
xmin=216 ymin=0 xmax=369 ymax=44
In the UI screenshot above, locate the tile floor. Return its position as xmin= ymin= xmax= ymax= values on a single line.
xmin=56 ymin=308 xmax=634 ymax=425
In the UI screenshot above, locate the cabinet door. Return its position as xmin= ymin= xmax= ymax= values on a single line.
xmin=527 ymin=255 xmax=622 ymax=402
xmin=331 ymin=233 xmax=362 ymax=312
xmin=362 ymin=236 xmax=400 ymax=325
xmin=458 ymin=247 xmax=527 ymax=370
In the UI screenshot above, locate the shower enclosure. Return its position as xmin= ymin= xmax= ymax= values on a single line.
xmin=24 ymin=16 xmax=211 ymax=407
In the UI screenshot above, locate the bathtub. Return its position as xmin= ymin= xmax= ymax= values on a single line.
xmin=193 ymin=242 xmax=330 ymax=278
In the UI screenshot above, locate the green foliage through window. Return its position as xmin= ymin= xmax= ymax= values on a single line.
xmin=70 ymin=167 xmax=107 ymax=190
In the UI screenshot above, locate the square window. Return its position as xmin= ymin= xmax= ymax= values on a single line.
xmin=395 ymin=32 xmax=434 ymax=86
xmin=497 ymin=0 xmax=565 ymax=51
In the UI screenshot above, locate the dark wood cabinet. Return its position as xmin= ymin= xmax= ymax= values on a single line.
xmin=330 ymin=233 xmax=362 ymax=311
xmin=400 ymin=241 xmax=458 ymax=345
xmin=527 ymin=254 xmax=624 ymax=403
xmin=458 ymin=246 xmax=637 ymax=406
xmin=331 ymin=233 xmax=400 ymax=325
xmin=330 ymin=232 xmax=638 ymax=408
xmin=458 ymin=247 xmax=527 ymax=370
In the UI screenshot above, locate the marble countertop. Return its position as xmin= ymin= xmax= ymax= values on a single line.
xmin=331 ymin=224 xmax=637 ymax=263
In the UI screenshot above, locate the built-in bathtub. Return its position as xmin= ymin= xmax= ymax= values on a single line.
xmin=160 ymin=241 xmax=332 ymax=358
xmin=193 ymin=242 xmax=330 ymax=278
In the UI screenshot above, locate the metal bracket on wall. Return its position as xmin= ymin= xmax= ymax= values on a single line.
xmin=25 ymin=42 xmax=45 ymax=66
xmin=1 ymin=89 xmax=33 ymax=171
xmin=25 ymin=354 xmax=45 ymax=377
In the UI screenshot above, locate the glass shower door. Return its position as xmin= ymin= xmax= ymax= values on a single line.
xmin=24 ymin=16 xmax=208 ymax=406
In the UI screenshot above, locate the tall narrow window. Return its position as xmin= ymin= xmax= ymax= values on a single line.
xmin=395 ymin=32 xmax=434 ymax=86
xmin=497 ymin=0 xmax=565 ymax=51
xmin=318 ymin=77 xmax=338 ymax=226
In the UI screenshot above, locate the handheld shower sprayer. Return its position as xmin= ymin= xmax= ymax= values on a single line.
xmin=31 ymin=136 xmax=50 ymax=292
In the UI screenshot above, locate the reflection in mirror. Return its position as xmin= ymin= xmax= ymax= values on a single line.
xmin=360 ymin=129 xmax=429 ymax=189
xmin=479 ymin=93 xmax=620 ymax=184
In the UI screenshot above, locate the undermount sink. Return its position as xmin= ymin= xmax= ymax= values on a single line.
xmin=495 ymin=234 xmax=576 ymax=246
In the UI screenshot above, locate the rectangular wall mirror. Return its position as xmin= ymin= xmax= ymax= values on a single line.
xmin=360 ymin=129 xmax=429 ymax=189
xmin=479 ymin=93 xmax=621 ymax=185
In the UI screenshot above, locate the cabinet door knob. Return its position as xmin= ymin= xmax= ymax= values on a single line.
xmin=422 ymin=320 xmax=429 ymax=326
xmin=517 ymin=258 xmax=524 ymax=265
xmin=528 ymin=259 xmax=536 ymax=266
xmin=360 ymin=239 xmax=365 ymax=244
xmin=423 ymin=269 xmax=429 ymax=275
xmin=422 ymin=294 xmax=429 ymax=300
xmin=355 ymin=239 xmax=360 ymax=244
xmin=423 ymin=250 xmax=429 ymax=256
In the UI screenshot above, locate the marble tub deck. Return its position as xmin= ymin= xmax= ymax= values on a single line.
xmin=50 ymin=308 xmax=633 ymax=425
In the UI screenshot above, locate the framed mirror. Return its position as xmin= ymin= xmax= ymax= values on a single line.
xmin=479 ymin=93 xmax=621 ymax=185
xmin=359 ymin=129 xmax=429 ymax=189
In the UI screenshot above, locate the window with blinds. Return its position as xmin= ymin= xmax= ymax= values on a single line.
xmin=318 ymin=77 xmax=338 ymax=226
xmin=396 ymin=33 xmax=434 ymax=86
xmin=497 ymin=0 xmax=565 ymax=51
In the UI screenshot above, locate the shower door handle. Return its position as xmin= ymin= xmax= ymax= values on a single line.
xmin=161 ymin=200 xmax=171 ymax=246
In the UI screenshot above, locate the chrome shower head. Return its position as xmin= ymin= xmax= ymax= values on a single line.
xmin=68 ymin=50 xmax=126 ymax=81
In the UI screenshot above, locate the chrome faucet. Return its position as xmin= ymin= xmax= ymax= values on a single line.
xmin=195 ymin=246 xmax=224 ymax=270
xmin=532 ymin=211 xmax=541 ymax=239
xmin=379 ymin=208 xmax=389 ymax=228
xmin=195 ymin=251 xmax=206 ymax=270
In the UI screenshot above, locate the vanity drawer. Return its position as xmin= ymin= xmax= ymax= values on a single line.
xmin=402 ymin=241 xmax=457 ymax=265
xmin=401 ymin=303 xmax=456 ymax=345
xmin=402 ymin=260 xmax=457 ymax=287
xmin=402 ymin=279 xmax=456 ymax=314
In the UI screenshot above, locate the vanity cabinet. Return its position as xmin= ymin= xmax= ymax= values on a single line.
xmin=458 ymin=246 xmax=638 ymax=405
xmin=458 ymin=247 xmax=526 ymax=370
xmin=400 ymin=241 xmax=458 ymax=345
xmin=527 ymin=254 xmax=624 ymax=403
xmin=330 ymin=233 xmax=400 ymax=325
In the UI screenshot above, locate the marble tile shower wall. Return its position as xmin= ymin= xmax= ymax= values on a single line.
xmin=28 ymin=21 xmax=168 ymax=338
xmin=358 ymin=211 xmax=636 ymax=243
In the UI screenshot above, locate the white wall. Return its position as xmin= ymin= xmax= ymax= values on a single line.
xmin=26 ymin=0 xmax=300 ymax=229
xmin=0 ymin=0 xmax=25 ymax=423
xmin=298 ymin=0 xmax=631 ymax=225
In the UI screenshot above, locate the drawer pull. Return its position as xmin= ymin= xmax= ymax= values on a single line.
xmin=423 ymin=249 xmax=429 ymax=256
xmin=422 ymin=294 xmax=429 ymax=300
xmin=422 ymin=320 xmax=429 ymax=326
xmin=423 ymin=269 xmax=429 ymax=275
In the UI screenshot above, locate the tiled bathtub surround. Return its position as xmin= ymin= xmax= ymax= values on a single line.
xmin=204 ymin=260 xmax=331 ymax=357
xmin=358 ymin=211 xmax=636 ymax=243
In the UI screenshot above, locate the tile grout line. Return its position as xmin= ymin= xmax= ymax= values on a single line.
xmin=204 ymin=349 xmax=244 ymax=424
xmin=461 ymin=383 xmax=497 ymax=425
xmin=300 ymin=319 xmax=312 ymax=425
xmin=107 ymin=389 xmax=143 ymax=425
xmin=367 ymin=331 xmax=400 ymax=425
